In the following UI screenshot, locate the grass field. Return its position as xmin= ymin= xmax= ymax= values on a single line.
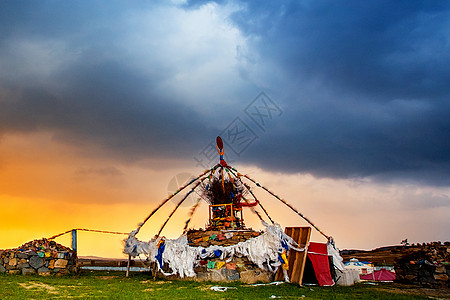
xmin=0 ymin=270 xmax=446 ymax=299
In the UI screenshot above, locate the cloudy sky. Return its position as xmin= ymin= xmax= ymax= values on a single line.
xmin=1 ymin=0 xmax=449 ymax=258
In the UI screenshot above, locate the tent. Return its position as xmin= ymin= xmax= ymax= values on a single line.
xmin=306 ymin=242 xmax=335 ymax=286
xmin=360 ymin=269 xmax=396 ymax=282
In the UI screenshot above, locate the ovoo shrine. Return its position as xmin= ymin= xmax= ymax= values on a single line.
xmin=123 ymin=137 xmax=348 ymax=285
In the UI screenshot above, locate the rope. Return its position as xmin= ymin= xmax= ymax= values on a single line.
xmin=75 ymin=228 xmax=129 ymax=235
xmin=243 ymin=174 xmax=329 ymax=239
xmin=48 ymin=230 xmax=72 ymax=240
xmin=48 ymin=228 xmax=128 ymax=240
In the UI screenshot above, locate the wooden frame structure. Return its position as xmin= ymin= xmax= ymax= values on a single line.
xmin=208 ymin=203 xmax=244 ymax=230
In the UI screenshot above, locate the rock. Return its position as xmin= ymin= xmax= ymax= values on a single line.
xmin=37 ymin=267 xmax=51 ymax=276
xmin=29 ymin=256 xmax=44 ymax=269
xmin=19 ymin=258 xmax=27 ymax=264
xmin=56 ymin=269 xmax=69 ymax=276
xmin=17 ymin=263 xmax=30 ymax=269
xmin=239 ymin=270 xmax=271 ymax=284
xmin=54 ymin=259 xmax=68 ymax=268
xmin=434 ymin=274 xmax=449 ymax=281
xmin=3 ymin=257 xmax=9 ymax=264
xmin=210 ymin=269 xmax=227 ymax=281
xmin=240 ymin=270 xmax=258 ymax=284
xmin=405 ymin=274 xmax=416 ymax=281
xmin=8 ymin=270 xmax=21 ymax=275
xmin=8 ymin=258 xmax=17 ymax=266
xmin=0 ymin=265 xmax=6 ymax=273
xmin=226 ymin=269 xmax=240 ymax=281
xmin=22 ymin=268 xmax=36 ymax=275
xmin=254 ymin=270 xmax=272 ymax=283
xmin=48 ymin=260 xmax=55 ymax=269
xmin=196 ymin=271 xmax=211 ymax=281
xmin=17 ymin=252 xmax=28 ymax=259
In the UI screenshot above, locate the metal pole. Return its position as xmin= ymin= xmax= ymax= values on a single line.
xmin=71 ymin=229 xmax=77 ymax=252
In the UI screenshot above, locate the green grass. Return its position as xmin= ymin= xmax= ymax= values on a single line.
xmin=0 ymin=271 xmax=437 ymax=299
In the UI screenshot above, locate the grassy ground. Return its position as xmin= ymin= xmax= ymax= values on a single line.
xmin=0 ymin=270 xmax=446 ymax=299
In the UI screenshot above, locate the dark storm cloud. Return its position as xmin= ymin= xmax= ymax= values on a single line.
xmin=228 ymin=0 xmax=450 ymax=99
xmin=0 ymin=1 xmax=221 ymax=160
xmin=1 ymin=0 xmax=450 ymax=185
xmin=214 ymin=0 xmax=450 ymax=184
xmin=0 ymin=59 xmax=213 ymax=159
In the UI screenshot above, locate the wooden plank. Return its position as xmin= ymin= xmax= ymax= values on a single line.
xmin=289 ymin=227 xmax=304 ymax=283
xmin=275 ymin=227 xmax=311 ymax=284
xmin=286 ymin=227 xmax=299 ymax=280
xmin=296 ymin=227 xmax=311 ymax=285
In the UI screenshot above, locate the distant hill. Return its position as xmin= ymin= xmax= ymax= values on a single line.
xmin=340 ymin=245 xmax=405 ymax=265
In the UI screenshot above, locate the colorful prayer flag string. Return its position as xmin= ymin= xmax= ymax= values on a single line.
xmin=183 ymin=197 xmax=202 ymax=233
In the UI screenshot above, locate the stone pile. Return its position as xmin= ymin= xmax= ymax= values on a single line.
xmin=193 ymin=255 xmax=273 ymax=284
xmin=185 ymin=229 xmax=272 ymax=283
xmin=0 ymin=238 xmax=77 ymax=275
xmin=394 ymin=242 xmax=450 ymax=287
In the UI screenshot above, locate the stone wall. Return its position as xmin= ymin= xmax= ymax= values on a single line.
xmin=0 ymin=238 xmax=77 ymax=275
xmin=394 ymin=242 xmax=449 ymax=287
xmin=185 ymin=229 xmax=274 ymax=283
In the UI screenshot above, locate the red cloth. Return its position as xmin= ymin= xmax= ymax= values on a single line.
xmin=360 ymin=269 xmax=396 ymax=281
xmin=307 ymin=242 xmax=334 ymax=286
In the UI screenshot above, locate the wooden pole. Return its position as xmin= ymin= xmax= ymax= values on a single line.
xmin=126 ymin=255 xmax=131 ymax=277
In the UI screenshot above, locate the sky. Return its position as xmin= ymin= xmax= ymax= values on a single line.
xmin=1 ymin=0 xmax=449 ymax=258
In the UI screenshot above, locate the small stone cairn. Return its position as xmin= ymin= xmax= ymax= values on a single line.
xmin=0 ymin=238 xmax=77 ymax=275
xmin=394 ymin=242 xmax=450 ymax=287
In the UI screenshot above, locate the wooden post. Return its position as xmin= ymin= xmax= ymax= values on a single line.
xmin=71 ymin=229 xmax=77 ymax=252
xmin=153 ymin=262 xmax=158 ymax=280
xmin=126 ymin=255 xmax=131 ymax=277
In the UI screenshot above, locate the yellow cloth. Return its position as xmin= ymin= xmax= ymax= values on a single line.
xmin=281 ymin=251 xmax=289 ymax=270
xmin=216 ymin=261 xmax=225 ymax=270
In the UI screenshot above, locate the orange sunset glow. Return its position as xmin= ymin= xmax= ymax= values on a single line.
xmin=2 ymin=132 xmax=449 ymax=258
xmin=1 ymin=1 xmax=449 ymax=259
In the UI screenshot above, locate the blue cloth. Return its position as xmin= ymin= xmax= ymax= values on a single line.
xmin=278 ymin=253 xmax=285 ymax=264
xmin=281 ymin=239 xmax=289 ymax=251
xmin=155 ymin=242 xmax=165 ymax=269
xmin=214 ymin=250 xmax=222 ymax=257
